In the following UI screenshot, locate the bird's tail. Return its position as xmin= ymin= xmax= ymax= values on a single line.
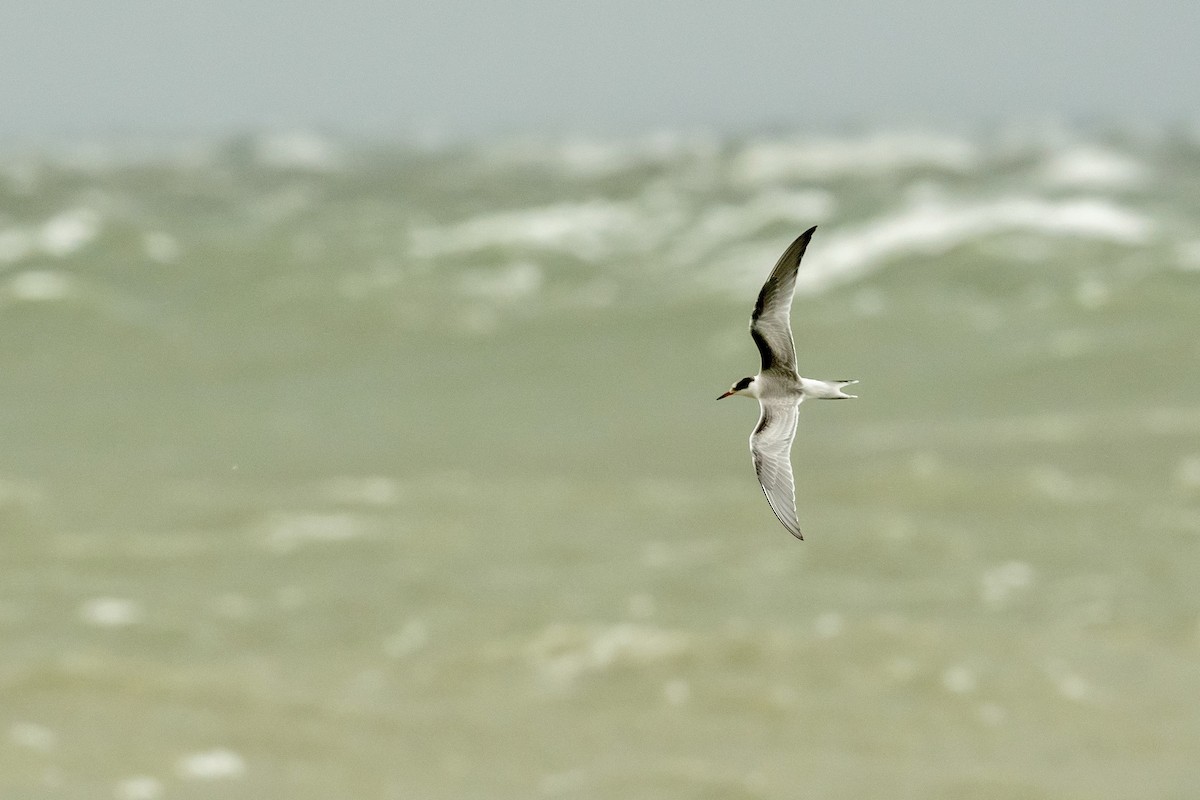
xmin=799 ymin=377 xmax=859 ymax=399
xmin=833 ymin=379 xmax=858 ymax=399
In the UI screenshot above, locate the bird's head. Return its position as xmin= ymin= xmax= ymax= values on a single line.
xmin=717 ymin=376 xmax=759 ymax=400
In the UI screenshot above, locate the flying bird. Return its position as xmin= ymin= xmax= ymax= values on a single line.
xmin=717 ymin=226 xmax=857 ymax=540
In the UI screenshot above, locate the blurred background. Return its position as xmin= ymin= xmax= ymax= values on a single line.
xmin=2 ymin=2 xmax=1199 ymax=798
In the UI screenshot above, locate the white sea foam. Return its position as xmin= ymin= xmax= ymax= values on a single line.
xmin=487 ymin=131 xmax=716 ymax=177
xmin=731 ymin=132 xmax=979 ymax=184
xmin=255 ymin=131 xmax=343 ymax=171
xmin=980 ymin=561 xmax=1035 ymax=610
xmin=543 ymin=138 xmax=642 ymax=176
xmin=6 ymin=269 xmax=76 ymax=302
xmin=260 ymin=511 xmax=368 ymax=552
xmin=670 ymin=188 xmax=835 ymax=265
xmin=525 ymin=623 xmax=689 ymax=688
xmin=1044 ymin=660 xmax=1095 ymax=703
xmin=409 ymin=199 xmax=645 ymax=262
xmin=941 ymin=664 xmax=977 ymax=694
xmin=114 ymin=775 xmax=163 ymax=800
xmin=711 ymin=195 xmax=1156 ymax=297
xmin=1038 ymin=145 xmax=1146 ymax=189
xmin=39 ymin=208 xmax=101 ymax=257
xmin=78 ymin=597 xmax=143 ymax=628
xmin=176 ymin=748 xmax=246 ymax=780
xmin=8 ymin=721 xmax=57 ymax=751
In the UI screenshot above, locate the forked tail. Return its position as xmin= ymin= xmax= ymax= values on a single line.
xmin=833 ymin=379 xmax=858 ymax=399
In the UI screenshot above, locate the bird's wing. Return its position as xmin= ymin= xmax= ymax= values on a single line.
xmin=750 ymin=398 xmax=803 ymax=540
xmin=750 ymin=226 xmax=817 ymax=376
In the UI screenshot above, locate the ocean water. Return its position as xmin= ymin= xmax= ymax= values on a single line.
xmin=1 ymin=127 xmax=1198 ymax=798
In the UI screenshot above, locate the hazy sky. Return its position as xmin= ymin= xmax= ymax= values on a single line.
xmin=5 ymin=1 xmax=1199 ymax=138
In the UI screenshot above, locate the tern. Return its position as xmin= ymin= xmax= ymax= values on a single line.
xmin=717 ymin=226 xmax=856 ymax=540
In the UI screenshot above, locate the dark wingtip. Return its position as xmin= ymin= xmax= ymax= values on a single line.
xmin=791 ymin=226 xmax=818 ymax=250
xmin=791 ymin=225 xmax=819 ymax=256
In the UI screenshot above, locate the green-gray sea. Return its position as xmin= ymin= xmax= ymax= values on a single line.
xmin=1 ymin=129 xmax=1198 ymax=798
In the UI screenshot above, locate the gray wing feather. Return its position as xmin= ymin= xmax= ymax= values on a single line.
xmin=750 ymin=226 xmax=816 ymax=376
xmin=750 ymin=399 xmax=803 ymax=540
